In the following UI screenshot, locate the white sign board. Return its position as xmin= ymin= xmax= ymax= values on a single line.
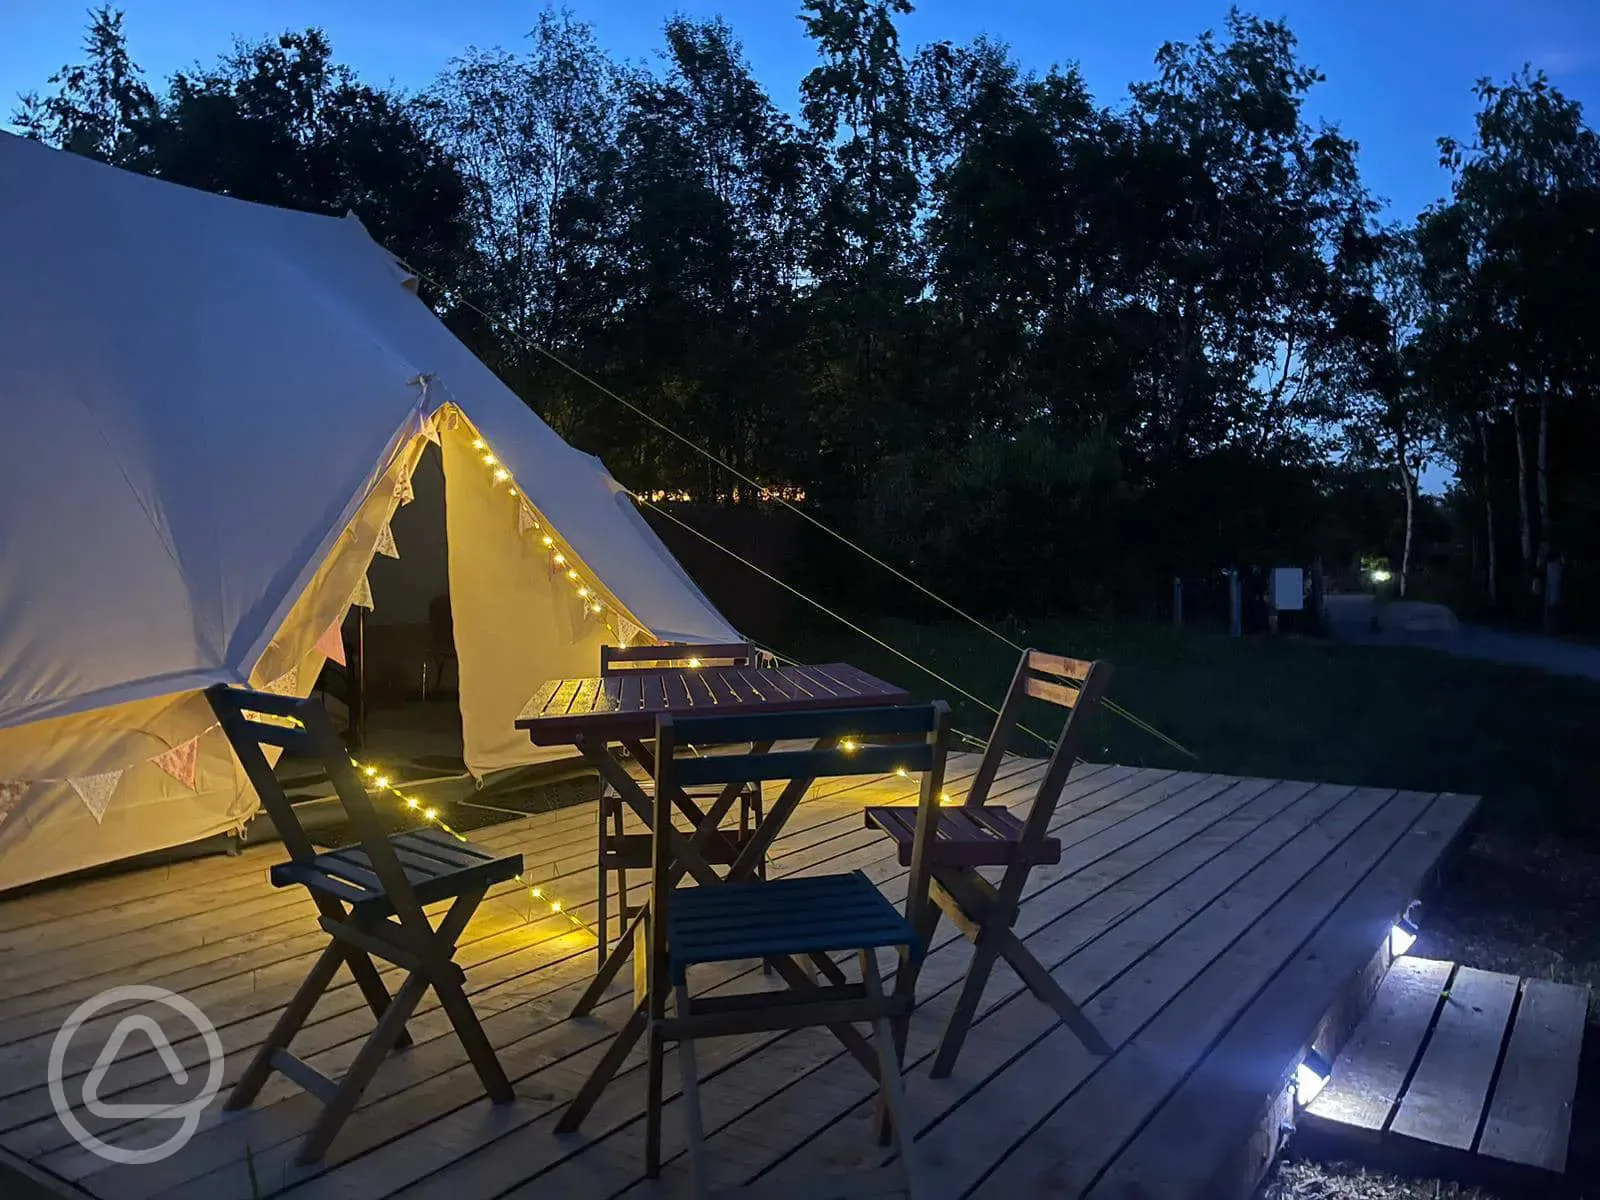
xmin=1272 ymin=567 xmax=1305 ymax=611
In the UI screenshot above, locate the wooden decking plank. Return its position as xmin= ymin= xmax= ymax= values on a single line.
xmin=55 ymin=759 xmax=1104 ymax=1196
xmin=171 ymin=769 xmax=1181 ymax=1200
xmin=1085 ymin=793 xmax=1478 ymax=1200
xmin=1390 ymin=965 xmax=1520 ymax=1150
xmin=1302 ymin=956 xmax=1454 ymax=1136
xmin=621 ymin=778 xmax=1332 ymax=1196
xmin=933 ymin=786 xmax=1424 ymax=1199
xmin=1478 ymin=977 xmax=1590 ymax=1172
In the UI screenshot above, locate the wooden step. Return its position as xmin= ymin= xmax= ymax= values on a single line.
xmin=1302 ymin=957 xmax=1588 ymax=1178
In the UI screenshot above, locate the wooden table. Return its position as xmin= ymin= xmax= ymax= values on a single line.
xmin=515 ymin=662 xmax=910 ymax=745
xmin=518 ymin=661 xmax=912 ymax=1135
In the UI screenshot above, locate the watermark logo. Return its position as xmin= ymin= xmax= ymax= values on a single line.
xmin=49 ymin=985 xmax=224 ymax=1165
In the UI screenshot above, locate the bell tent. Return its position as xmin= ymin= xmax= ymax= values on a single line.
xmin=0 ymin=131 xmax=739 ymax=893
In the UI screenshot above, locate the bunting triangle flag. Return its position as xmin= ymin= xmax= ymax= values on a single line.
xmin=314 ymin=620 xmax=346 ymax=666
xmin=613 ymin=614 xmax=642 ymax=648
xmin=393 ymin=474 xmax=414 ymax=505
xmin=70 ymin=771 xmax=123 ymax=823
xmin=262 ymin=666 xmax=299 ymax=695
xmin=352 ymin=574 xmax=374 ymax=611
xmin=152 ymin=738 xmax=199 ymax=791
xmin=0 ymin=781 xmax=29 ymax=828
xmin=374 ymin=522 xmax=399 ymax=558
xmin=419 ymin=412 xmax=441 ymax=445
xmin=517 ymin=502 xmax=537 ymax=535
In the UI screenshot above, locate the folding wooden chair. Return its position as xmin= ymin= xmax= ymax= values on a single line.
xmin=206 ymin=684 xmax=521 ymax=1163
xmin=864 ymin=649 xmax=1115 ymax=1078
xmin=595 ymin=641 xmax=766 ymax=965
xmin=634 ymin=704 xmax=949 ymax=1197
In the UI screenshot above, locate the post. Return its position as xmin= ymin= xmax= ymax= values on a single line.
xmin=1310 ymin=559 xmax=1325 ymax=635
xmin=1172 ymin=577 xmax=1183 ymax=627
xmin=1227 ymin=569 xmax=1242 ymax=639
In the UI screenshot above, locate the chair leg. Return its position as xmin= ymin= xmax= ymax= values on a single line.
xmin=434 ymin=966 xmax=514 ymax=1102
xmin=612 ymin=799 xmax=629 ymax=956
xmin=931 ymin=926 xmax=1004 ymax=1080
xmin=862 ymin=951 xmax=920 ymax=1197
xmin=675 ymin=983 xmax=710 ymax=1199
xmin=995 ymin=927 xmax=1111 ymax=1055
xmin=298 ymin=971 xmax=429 ymax=1164
xmin=228 ymin=940 xmax=344 ymax=1110
xmin=342 ymin=940 xmax=414 ymax=1049
xmin=597 ymin=797 xmax=609 ymax=969
xmin=645 ymin=1016 xmax=666 ymax=1178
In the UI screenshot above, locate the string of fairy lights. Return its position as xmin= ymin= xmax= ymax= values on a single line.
xmin=348 ymin=754 xmax=591 ymax=934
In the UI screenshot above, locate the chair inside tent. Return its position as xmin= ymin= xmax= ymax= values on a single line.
xmin=0 ymin=132 xmax=740 ymax=894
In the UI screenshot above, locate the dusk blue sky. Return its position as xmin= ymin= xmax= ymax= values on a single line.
xmin=6 ymin=1 xmax=1599 ymax=223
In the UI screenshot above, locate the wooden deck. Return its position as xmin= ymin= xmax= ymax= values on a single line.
xmin=0 ymin=756 xmax=1477 ymax=1199
xmin=1302 ymin=958 xmax=1587 ymax=1182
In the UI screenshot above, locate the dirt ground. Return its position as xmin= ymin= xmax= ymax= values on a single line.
xmin=1260 ymin=830 xmax=1600 ymax=1199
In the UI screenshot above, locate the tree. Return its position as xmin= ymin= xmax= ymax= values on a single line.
xmin=1330 ymin=226 xmax=1441 ymax=595
xmin=12 ymin=6 xmax=157 ymax=166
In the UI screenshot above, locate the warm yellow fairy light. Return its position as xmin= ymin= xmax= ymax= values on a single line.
xmin=589 ymin=602 xmax=603 ymax=614
xmin=472 ymin=438 xmax=485 ymax=449
xmin=542 ymin=535 xmax=554 ymax=547
xmin=493 ymin=467 xmax=510 ymax=482
xmin=577 ymin=587 xmax=590 ymax=598
xmin=841 ymin=738 xmax=859 ymax=752
xmin=348 ymin=756 xmax=591 ymax=938
xmin=554 ymin=553 xmax=567 ymax=566
xmin=482 ymin=453 xmax=497 ymax=466
xmin=895 ymin=767 xmax=909 ymax=778
xmin=566 ymin=569 xmax=580 ymax=581
xmin=687 ymin=657 xmax=702 ymax=668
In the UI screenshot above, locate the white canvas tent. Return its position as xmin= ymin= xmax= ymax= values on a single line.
xmin=0 ymin=132 xmax=740 ymax=893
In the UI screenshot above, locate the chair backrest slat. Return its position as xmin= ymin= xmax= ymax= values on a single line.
xmin=1021 ymin=675 xmax=1078 ymax=708
xmin=600 ymin=642 xmax=756 ymax=675
xmin=671 ymin=703 xmax=934 ymax=748
xmin=675 ymin=742 xmax=934 ymax=787
xmin=1026 ymin=650 xmax=1093 ymax=682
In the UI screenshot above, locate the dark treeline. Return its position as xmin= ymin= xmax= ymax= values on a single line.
xmin=15 ymin=4 xmax=1600 ymax=630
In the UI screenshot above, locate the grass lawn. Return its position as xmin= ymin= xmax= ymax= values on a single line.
xmin=784 ymin=616 xmax=1600 ymax=840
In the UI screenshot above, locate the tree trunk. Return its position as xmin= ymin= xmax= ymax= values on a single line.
xmin=1512 ymin=400 xmax=1533 ymax=582
xmin=1478 ymin=413 xmax=1498 ymax=607
xmin=1397 ymin=452 xmax=1416 ymax=600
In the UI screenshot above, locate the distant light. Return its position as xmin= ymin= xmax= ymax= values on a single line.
xmin=1296 ymin=1049 xmax=1332 ymax=1105
xmin=1370 ymin=568 xmax=1392 ymax=583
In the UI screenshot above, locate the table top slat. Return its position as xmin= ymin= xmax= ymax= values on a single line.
xmin=517 ymin=663 xmax=911 ymax=744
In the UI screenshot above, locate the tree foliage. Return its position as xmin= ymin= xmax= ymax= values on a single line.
xmin=14 ymin=5 xmax=1600 ymax=628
